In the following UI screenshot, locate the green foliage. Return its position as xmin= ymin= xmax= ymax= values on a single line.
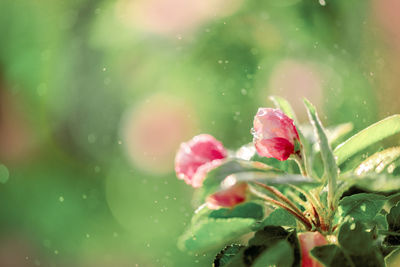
xmin=209 ymin=202 xmax=264 ymax=221
xmin=340 ymin=173 xmax=400 ymax=192
xmin=201 ymin=159 xmax=283 ymax=199
xmin=179 ymin=202 xmax=265 ymax=252
xmin=338 ymin=221 xmax=375 ymax=254
xmin=252 ymin=240 xmax=294 ymax=267
xmin=304 ymin=99 xmax=338 ymax=182
xmin=326 ymin=123 xmax=354 ymax=147
xmin=311 ymin=245 xmax=352 ymax=267
xmin=338 ymin=193 xmax=387 ymax=226
xmin=334 ymin=115 xmax=400 ymax=165
xmin=384 ymin=201 xmax=400 ymax=246
xmin=270 ymin=96 xmax=298 ymax=122
xmin=200 ymin=158 xmax=319 ymax=203
xmin=253 ymin=208 xmax=297 ymax=230
xmin=217 ymin=226 xmax=300 ymax=267
xmin=312 ymin=222 xmax=385 ymax=267
xmin=355 ymin=147 xmax=400 ymax=175
xmin=214 ymin=244 xmax=245 ymax=267
xmin=178 ymin=218 xmax=256 ymax=252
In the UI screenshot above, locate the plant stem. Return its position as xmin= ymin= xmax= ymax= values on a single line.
xmin=248 ymin=185 xmax=312 ymax=230
xmin=253 ymin=181 xmax=305 ymax=219
xmin=291 ymin=152 xmax=307 ymax=177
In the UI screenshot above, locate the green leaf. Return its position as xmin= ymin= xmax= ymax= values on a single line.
xmin=253 ymin=240 xmax=294 ymax=267
xmin=308 ymin=123 xmax=354 ymax=150
xmin=253 ymin=208 xmax=297 ymax=230
xmin=270 ymin=95 xmax=298 ymax=122
xmin=311 ymin=245 xmax=353 ymax=267
xmin=304 ymin=99 xmax=338 ymax=205
xmin=385 ymin=248 xmax=400 ymax=267
xmin=248 ymin=226 xmax=290 ymax=247
xmin=311 ymin=244 xmax=385 ymax=267
xmin=384 ymin=201 xmax=400 ymax=246
xmin=355 ymin=147 xmax=400 ymax=175
xmin=201 ymin=159 xmax=283 ymax=197
xmin=340 ymin=173 xmax=400 ymax=192
xmin=178 ymin=217 xmax=256 ymax=252
xmin=231 ymin=172 xmax=320 ymax=186
xmin=338 ymin=221 xmax=374 ymax=255
xmin=209 ymin=202 xmax=264 ymax=221
xmin=235 ymin=226 xmax=300 ymax=267
xmin=250 ymin=152 xmax=290 ymax=172
xmin=0 ymin=164 xmax=9 ymax=184
xmin=338 ymin=193 xmax=387 ymax=225
xmin=334 ymin=114 xmax=400 ymax=165
xmin=326 ymin=122 xmax=354 ymax=146
xmin=213 ymin=244 xmax=245 ymax=267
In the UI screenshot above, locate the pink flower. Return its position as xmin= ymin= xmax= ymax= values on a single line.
xmin=252 ymin=108 xmax=300 ymax=161
xmin=298 ymin=232 xmax=327 ymax=267
xmin=206 ymin=183 xmax=248 ymax=209
xmin=175 ymin=134 xmax=227 ymax=187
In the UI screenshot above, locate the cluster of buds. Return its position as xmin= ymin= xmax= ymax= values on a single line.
xmin=174 ymin=108 xmax=300 ymax=209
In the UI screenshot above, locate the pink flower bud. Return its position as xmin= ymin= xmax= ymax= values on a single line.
xmin=175 ymin=134 xmax=227 ymax=187
xmin=206 ymin=183 xmax=248 ymax=209
xmin=252 ymin=108 xmax=300 ymax=161
xmin=298 ymin=232 xmax=327 ymax=267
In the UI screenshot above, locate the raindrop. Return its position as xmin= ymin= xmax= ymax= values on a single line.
xmin=241 ymin=89 xmax=247 ymax=95
xmin=59 ymin=196 xmax=64 ymax=202
xmin=94 ymin=166 xmax=101 ymax=173
xmin=0 ymin=165 xmax=9 ymax=184
xmin=88 ymin=134 xmax=97 ymax=144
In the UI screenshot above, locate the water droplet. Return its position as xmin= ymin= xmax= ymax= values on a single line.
xmin=82 ymin=194 xmax=87 ymax=199
xmin=319 ymin=0 xmax=326 ymax=6
xmin=86 ymin=233 xmax=90 ymax=238
xmin=88 ymin=134 xmax=96 ymax=144
xmin=59 ymin=196 xmax=64 ymax=202
xmin=241 ymin=89 xmax=247 ymax=95
xmin=94 ymin=166 xmax=101 ymax=173
xmin=218 ymin=60 xmax=223 ymax=64
xmin=0 ymin=165 xmax=9 ymax=184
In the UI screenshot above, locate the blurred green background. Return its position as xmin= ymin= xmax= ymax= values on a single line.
xmin=0 ymin=0 xmax=399 ymax=266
